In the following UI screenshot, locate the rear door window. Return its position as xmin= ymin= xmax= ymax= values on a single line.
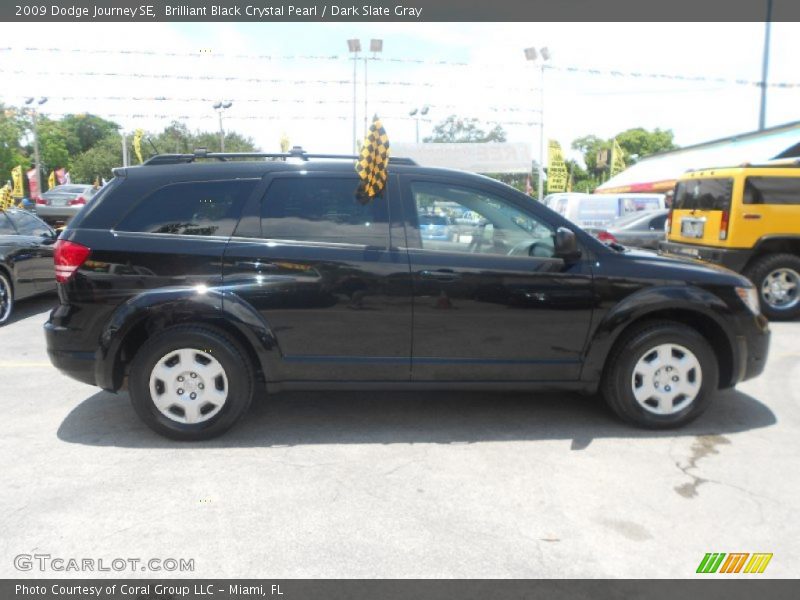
xmin=674 ymin=179 xmax=733 ymax=211
xmin=260 ymin=176 xmax=389 ymax=247
xmin=0 ymin=213 xmax=16 ymax=235
xmin=6 ymin=211 xmax=51 ymax=236
xmin=116 ymin=179 xmax=257 ymax=236
xmin=744 ymin=177 xmax=800 ymax=205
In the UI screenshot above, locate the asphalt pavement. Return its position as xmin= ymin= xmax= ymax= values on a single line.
xmin=0 ymin=293 xmax=798 ymax=578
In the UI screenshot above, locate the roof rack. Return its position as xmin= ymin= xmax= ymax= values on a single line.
xmin=143 ymin=145 xmax=417 ymax=166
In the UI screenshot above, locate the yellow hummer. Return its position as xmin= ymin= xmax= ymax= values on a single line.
xmin=661 ymin=160 xmax=800 ymax=319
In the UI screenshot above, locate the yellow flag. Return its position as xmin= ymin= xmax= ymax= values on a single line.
xmin=48 ymin=170 xmax=56 ymax=190
xmin=279 ymin=133 xmax=290 ymax=153
xmin=11 ymin=166 xmax=24 ymax=198
xmin=610 ymin=138 xmax=626 ymax=177
xmin=133 ymin=129 xmax=144 ymax=164
xmin=0 ymin=185 xmax=13 ymax=211
xmin=546 ymin=140 xmax=568 ymax=194
xmin=354 ymin=116 xmax=390 ymax=203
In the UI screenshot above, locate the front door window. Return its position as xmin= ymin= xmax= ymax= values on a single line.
xmin=411 ymin=181 xmax=555 ymax=258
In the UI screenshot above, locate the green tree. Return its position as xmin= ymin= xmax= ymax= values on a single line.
xmin=33 ymin=117 xmax=72 ymax=172
xmin=192 ymin=131 xmax=259 ymax=153
xmin=423 ymin=115 xmax=507 ymax=143
xmin=0 ymin=106 xmax=29 ymax=184
xmin=615 ymin=127 xmax=677 ymax=163
xmin=70 ymin=135 xmax=123 ymax=183
xmin=60 ymin=114 xmax=119 ymax=155
xmin=569 ymin=128 xmax=679 ymax=192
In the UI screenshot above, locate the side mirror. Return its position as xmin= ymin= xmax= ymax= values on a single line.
xmin=554 ymin=227 xmax=581 ymax=261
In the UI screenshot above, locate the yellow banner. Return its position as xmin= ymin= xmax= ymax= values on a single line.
xmin=546 ymin=140 xmax=568 ymax=193
xmin=133 ymin=129 xmax=144 ymax=164
xmin=48 ymin=170 xmax=56 ymax=190
xmin=11 ymin=165 xmax=24 ymax=198
xmin=610 ymin=138 xmax=626 ymax=177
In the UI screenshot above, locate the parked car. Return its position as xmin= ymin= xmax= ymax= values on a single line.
xmin=45 ymin=149 xmax=769 ymax=440
xmin=0 ymin=209 xmax=57 ymax=325
xmin=419 ymin=214 xmax=453 ymax=241
xmin=543 ymin=192 xmax=590 ymax=211
xmin=35 ymin=184 xmax=97 ymax=225
xmin=587 ymin=209 xmax=669 ymax=250
xmin=661 ymin=160 xmax=800 ymax=319
xmin=550 ymin=193 xmax=665 ymax=229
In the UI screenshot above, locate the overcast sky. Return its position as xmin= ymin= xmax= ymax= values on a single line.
xmin=2 ymin=21 xmax=799 ymax=164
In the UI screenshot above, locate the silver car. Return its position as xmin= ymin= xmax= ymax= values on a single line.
xmin=35 ymin=184 xmax=97 ymax=224
xmin=587 ymin=209 xmax=670 ymax=250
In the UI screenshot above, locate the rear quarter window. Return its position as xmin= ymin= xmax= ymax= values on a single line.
xmin=744 ymin=176 xmax=800 ymax=205
xmin=116 ymin=179 xmax=257 ymax=237
xmin=674 ymin=178 xmax=733 ymax=211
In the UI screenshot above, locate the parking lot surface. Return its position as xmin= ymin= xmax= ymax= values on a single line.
xmin=1 ymin=294 xmax=798 ymax=578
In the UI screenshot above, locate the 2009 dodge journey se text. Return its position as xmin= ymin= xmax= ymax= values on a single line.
xmin=44 ymin=148 xmax=770 ymax=440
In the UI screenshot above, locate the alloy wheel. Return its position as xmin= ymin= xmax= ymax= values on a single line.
xmin=760 ymin=267 xmax=800 ymax=311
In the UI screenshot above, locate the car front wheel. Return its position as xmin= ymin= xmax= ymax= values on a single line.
xmin=128 ymin=325 xmax=255 ymax=440
xmin=602 ymin=321 xmax=718 ymax=428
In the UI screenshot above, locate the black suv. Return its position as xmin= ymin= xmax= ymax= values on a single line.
xmin=45 ymin=149 xmax=770 ymax=440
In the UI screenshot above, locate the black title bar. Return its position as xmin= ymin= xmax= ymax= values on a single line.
xmin=2 ymin=0 xmax=800 ymax=22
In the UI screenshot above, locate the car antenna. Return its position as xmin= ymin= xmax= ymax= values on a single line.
xmin=147 ymin=137 xmax=161 ymax=154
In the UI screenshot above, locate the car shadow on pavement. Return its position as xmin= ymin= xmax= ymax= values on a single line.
xmin=6 ymin=293 xmax=58 ymax=325
xmin=56 ymin=388 xmax=776 ymax=449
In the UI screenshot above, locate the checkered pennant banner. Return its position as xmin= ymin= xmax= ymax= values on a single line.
xmin=0 ymin=186 xmax=14 ymax=211
xmin=355 ymin=115 xmax=390 ymax=203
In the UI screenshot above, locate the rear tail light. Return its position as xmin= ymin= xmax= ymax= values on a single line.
xmin=596 ymin=231 xmax=618 ymax=244
xmin=35 ymin=197 xmax=47 ymax=205
xmin=68 ymin=196 xmax=87 ymax=206
xmin=666 ymin=209 xmax=673 ymax=234
xmin=719 ymin=210 xmax=729 ymax=240
xmin=54 ymin=240 xmax=91 ymax=283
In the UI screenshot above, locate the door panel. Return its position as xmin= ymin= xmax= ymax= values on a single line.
xmin=402 ymin=177 xmax=595 ymax=382
xmin=222 ymin=173 xmax=413 ymax=382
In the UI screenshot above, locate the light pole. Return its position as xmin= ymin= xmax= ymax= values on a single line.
xmin=212 ymin=101 xmax=232 ymax=152
xmin=365 ymin=39 xmax=383 ymax=138
xmin=524 ymin=46 xmax=550 ymax=202
xmin=409 ymin=105 xmax=430 ymax=143
xmin=347 ymin=39 xmax=361 ymax=153
xmin=24 ymin=96 xmax=47 ymax=200
xmin=759 ymin=0 xmax=773 ymax=130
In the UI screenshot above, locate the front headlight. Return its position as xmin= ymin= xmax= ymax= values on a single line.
xmin=735 ymin=286 xmax=761 ymax=315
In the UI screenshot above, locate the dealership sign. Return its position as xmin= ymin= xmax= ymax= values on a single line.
xmin=392 ymin=143 xmax=532 ymax=174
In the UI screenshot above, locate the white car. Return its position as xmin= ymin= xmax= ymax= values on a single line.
xmin=547 ymin=192 xmax=665 ymax=229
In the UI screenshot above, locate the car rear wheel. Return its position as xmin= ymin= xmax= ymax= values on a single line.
xmin=128 ymin=325 xmax=254 ymax=440
xmin=0 ymin=272 xmax=13 ymax=326
xmin=602 ymin=320 xmax=718 ymax=428
xmin=745 ymin=253 xmax=800 ymax=320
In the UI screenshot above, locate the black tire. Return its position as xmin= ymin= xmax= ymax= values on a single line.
xmin=601 ymin=320 xmax=719 ymax=429
xmin=128 ymin=325 xmax=255 ymax=440
xmin=0 ymin=271 xmax=13 ymax=327
xmin=744 ymin=253 xmax=800 ymax=320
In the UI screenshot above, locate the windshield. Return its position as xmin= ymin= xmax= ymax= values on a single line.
xmin=674 ymin=178 xmax=733 ymax=211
